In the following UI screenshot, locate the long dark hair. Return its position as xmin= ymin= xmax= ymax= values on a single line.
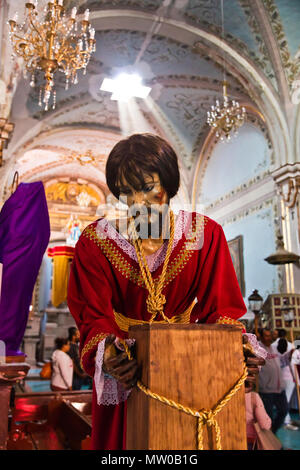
xmin=54 ymin=337 xmax=69 ymax=350
xmin=277 ymin=338 xmax=288 ymax=354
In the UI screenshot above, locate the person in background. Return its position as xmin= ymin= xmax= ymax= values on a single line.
xmin=258 ymin=328 xmax=289 ymax=434
xmin=67 ymin=327 xmax=87 ymax=390
xmin=272 ymin=329 xmax=279 ymax=343
xmin=51 ymin=337 xmax=73 ymax=392
xmin=291 ymin=340 xmax=300 ymax=373
xmin=272 ymin=329 xmax=293 ymax=352
xmin=245 ymin=383 xmax=272 ymax=450
xmin=290 ymin=339 xmax=300 ymax=411
xmin=276 ymin=338 xmax=298 ymax=430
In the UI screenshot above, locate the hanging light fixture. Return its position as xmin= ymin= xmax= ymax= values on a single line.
xmin=8 ymin=1 xmax=96 ymax=111
xmin=207 ymin=0 xmax=246 ymax=141
xmin=248 ymin=289 xmax=264 ymax=336
xmin=264 ymin=232 xmax=300 ymax=265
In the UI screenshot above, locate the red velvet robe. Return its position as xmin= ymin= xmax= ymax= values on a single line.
xmin=67 ymin=212 xmax=246 ymax=450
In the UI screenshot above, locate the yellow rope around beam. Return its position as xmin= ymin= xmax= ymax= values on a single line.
xmin=125 ymin=210 xmax=248 ymax=449
xmin=121 ymin=340 xmax=248 ymax=450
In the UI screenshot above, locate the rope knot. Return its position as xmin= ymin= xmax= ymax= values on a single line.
xmin=204 ymin=410 xmax=215 ymax=427
xmin=197 ymin=409 xmax=215 ymax=426
xmin=147 ymin=293 xmax=166 ymax=320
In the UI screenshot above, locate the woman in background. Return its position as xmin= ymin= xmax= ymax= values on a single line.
xmin=245 ymin=384 xmax=272 ymax=450
xmin=51 ymin=337 xmax=73 ymax=392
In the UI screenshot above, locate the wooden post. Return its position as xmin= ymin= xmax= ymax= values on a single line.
xmin=127 ymin=324 xmax=247 ymax=450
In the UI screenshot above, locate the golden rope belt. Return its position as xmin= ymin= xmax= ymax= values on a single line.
xmin=122 ymin=210 xmax=248 ymax=450
xmin=113 ymin=300 xmax=196 ymax=332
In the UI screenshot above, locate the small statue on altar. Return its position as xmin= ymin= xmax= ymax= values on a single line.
xmin=66 ymin=215 xmax=82 ymax=247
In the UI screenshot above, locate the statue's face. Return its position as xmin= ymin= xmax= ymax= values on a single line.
xmin=117 ymin=172 xmax=169 ymax=236
xmin=118 ymin=172 xmax=168 ymax=207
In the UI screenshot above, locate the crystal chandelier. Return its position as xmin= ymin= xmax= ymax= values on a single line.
xmin=8 ymin=0 xmax=96 ymax=111
xmin=207 ymin=81 xmax=246 ymax=141
xmin=207 ymin=0 xmax=246 ymax=141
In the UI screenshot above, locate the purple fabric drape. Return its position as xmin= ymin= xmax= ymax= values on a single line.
xmin=0 ymin=182 xmax=50 ymax=356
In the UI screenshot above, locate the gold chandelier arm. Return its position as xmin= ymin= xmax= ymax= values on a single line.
xmin=28 ymin=12 xmax=44 ymax=42
xmin=56 ymin=46 xmax=91 ymax=72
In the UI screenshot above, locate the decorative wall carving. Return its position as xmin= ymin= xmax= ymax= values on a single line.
xmin=272 ymin=163 xmax=300 ymax=209
xmin=77 ymin=0 xmax=162 ymax=13
xmin=262 ymin=0 xmax=300 ymax=87
xmin=204 ymin=170 xmax=271 ymax=213
xmin=220 ymin=198 xmax=275 ymax=227
xmin=184 ymin=0 xmax=276 ymax=84
xmin=45 ymin=180 xmax=104 ymax=207
xmin=239 ymin=0 xmax=277 ymax=87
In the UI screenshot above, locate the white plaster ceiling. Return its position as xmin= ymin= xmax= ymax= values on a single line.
xmin=1 ymin=0 xmax=299 ymax=200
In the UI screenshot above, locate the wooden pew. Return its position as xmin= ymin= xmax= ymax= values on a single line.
xmin=7 ymin=390 xmax=92 ymax=450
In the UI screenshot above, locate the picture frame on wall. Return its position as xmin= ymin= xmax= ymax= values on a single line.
xmin=227 ymin=235 xmax=246 ymax=297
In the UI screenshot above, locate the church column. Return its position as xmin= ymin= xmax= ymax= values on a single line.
xmin=0 ymin=118 xmax=14 ymax=166
xmin=272 ymin=163 xmax=300 ymax=293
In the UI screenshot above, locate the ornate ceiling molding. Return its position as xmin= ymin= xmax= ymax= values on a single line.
xmin=184 ymin=1 xmax=276 ymax=88
xmin=217 ymin=198 xmax=276 ymax=229
xmin=272 ymin=162 xmax=300 ymax=209
xmin=150 ymin=74 xmax=246 ymax=97
xmin=238 ymin=0 xmax=277 ymax=89
xmin=0 ymin=125 xmax=120 ymax=202
xmin=262 ymin=0 xmax=300 ymax=90
xmin=243 ymin=0 xmax=290 ymax=104
xmin=3 ymin=9 xmax=292 ymax=173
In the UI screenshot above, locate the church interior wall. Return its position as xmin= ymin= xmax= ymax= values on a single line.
xmin=197 ymin=122 xmax=279 ymax=305
xmin=199 ymin=123 xmax=272 ymax=207
xmin=221 ymin=204 xmax=278 ymax=302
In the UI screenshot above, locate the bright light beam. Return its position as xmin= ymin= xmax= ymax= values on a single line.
xmin=100 ymin=73 xmax=151 ymax=101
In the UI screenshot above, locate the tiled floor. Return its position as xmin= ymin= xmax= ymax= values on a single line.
xmin=277 ymin=413 xmax=300 ymax=450
xmin=22 ymin=367 xmax=91 ymax=393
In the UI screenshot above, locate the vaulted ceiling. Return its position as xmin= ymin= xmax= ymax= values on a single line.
xmin=1 ymin=0 xmax=300 ymax=204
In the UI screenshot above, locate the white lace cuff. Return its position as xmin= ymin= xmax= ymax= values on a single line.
xmin=243 ymin=333 xmax=268 ymax=360
xmin=94 ymin=338 xmax=134 ymax=406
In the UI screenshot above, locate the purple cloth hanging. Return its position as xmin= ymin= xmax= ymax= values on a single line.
xmin=0 ymin=182 xmax=50 ymax=356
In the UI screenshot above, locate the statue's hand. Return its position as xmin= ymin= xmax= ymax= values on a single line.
xmin=102 ymin=334 xmax=139 ymax=391
xmin=243 ymin=335 xmax=265 ymax=387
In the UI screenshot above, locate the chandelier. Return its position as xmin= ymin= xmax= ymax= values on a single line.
xmin=207 ymin=81 xmax=246 ymax=141
xmin=207 ymin=0 xmax=246 ymax=141
xmin=8 ymin=0 xmax=96 ymax=111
